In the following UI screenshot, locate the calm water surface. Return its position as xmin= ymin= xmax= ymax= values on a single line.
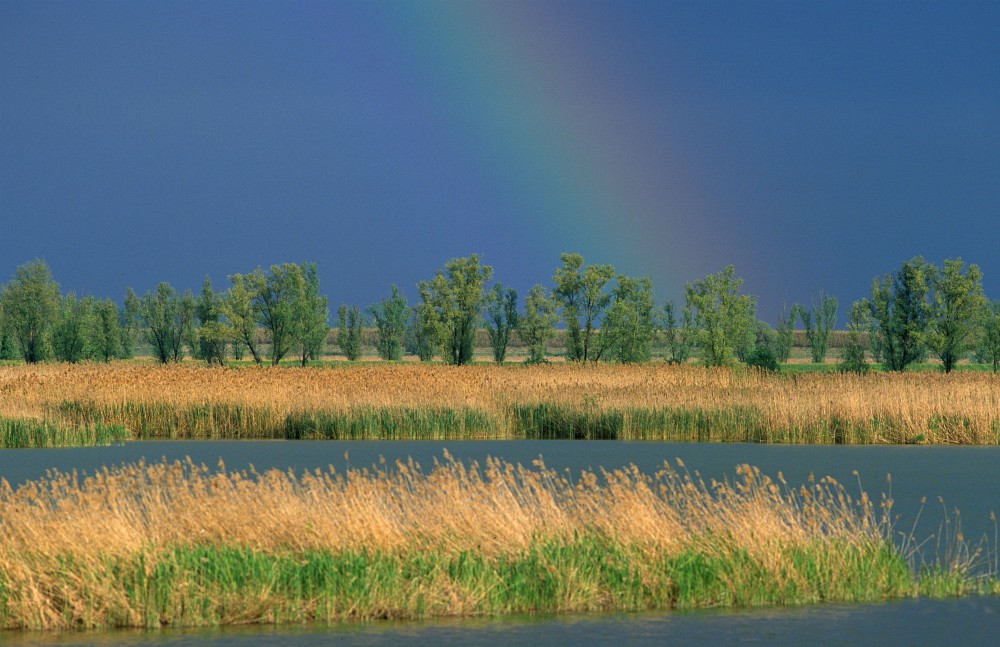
xmin=2 ymin=599 xmax=999 ymax=646
xmin=1 ymin=440 xmax=998 ymax=645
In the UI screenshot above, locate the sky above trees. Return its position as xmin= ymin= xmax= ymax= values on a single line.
xmin=2 ymin=0 xmax=997 ymax=321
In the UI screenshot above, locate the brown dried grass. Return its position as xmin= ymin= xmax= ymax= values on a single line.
xmin=1 ymin=363 xmax=998 ymax=443
xmin=0 ymin=452 xmax=885 ymax=626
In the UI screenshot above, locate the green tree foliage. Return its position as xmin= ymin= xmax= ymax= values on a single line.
xmin=485 ymin=283 xmax=518 ymax=364
xmin=179 ymin=290 xmax=198 ymax=357
xmin=926 ymin=258 xmax=986 ymax=373
xmin=52 ymin=293 xmax=92 ymax=363
xmin=745 ymin=345 xmax=779 ymax=373
xmin=337 ymin=304 xmax=364 ymax=361
xmin=552 ymin=253 xmax=615 ymax=363
xmin=733 ymin=323 xmax=758 ymax=363
xmin=743 ymin=321 xmax=780 ymax=373
xmin=774 ymin=304 xmax=795 ymax=364
xmin=292 ymin=263 xmax=329 ymax=366
xmin=840 ymin=299 xmax=871 ymax=374
xmin=685 ymin=265 xmax=757 ymax=367
xmin=601 ymin=275 xmax=655 ymax=364
xmin=121 ymin=287 xmax=141 ymax=359
xmin=407 ymin=303 xmax=438 ymax=362
xmin=138 ymin=282 xmax=190 ymax=363
xmin=253 ymin=264 xmax=305 ymax=366
xmin=369 ymin=285 xmax=409 ymax=361
xmin=223 ymin=271 xmax=265 ymax=365
xmin=194 ymin=277 xmax=219 ymax=363
xmin=194 ymin=277 xmax=230 ymax=366
xmin=230 ymin=337 xmax=245 ymax=361
xmin=0 ymin=333 xmax=16 ymax=360
xmin=796 ymin=293 xmax=838 ymax=363
xmin=553 ymin=253 xmax=584 ymax=361
xmin=418 ymin=255 xmax=493 ymax=366
xmin=0 ymin=259 xmax=61 ymax=363
xmin=92 ymin=298 xmax=125 ymax=362
xmin=518 ymin=284 xmax=559 ymax=364
xmin=662 ymin=301 xmax=695 ymax=365
xmin=869 ymin=256 xmax=933 ymax=371
xmin=753 ymin=320 xmax=778 ymax=353
xmin=978 ymin=300 xmax=1000 ymax=373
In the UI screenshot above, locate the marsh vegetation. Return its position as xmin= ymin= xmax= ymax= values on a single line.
xmin=1 ymin=363 xmax=998 ymax=447
xmin=0 ymin=453 xmax=991 ymax=630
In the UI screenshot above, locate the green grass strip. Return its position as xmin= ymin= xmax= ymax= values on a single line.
xmin=0 ymin=417 xmax=128 ymax=448
xmin=2 ymin=535 xmax=969 ymax=631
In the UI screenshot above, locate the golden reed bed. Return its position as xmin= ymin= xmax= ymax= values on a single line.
xmin=0 ymin=454 xmax=922 ymax=629
xmin=1 ymin=363 xmax=998 ymax=443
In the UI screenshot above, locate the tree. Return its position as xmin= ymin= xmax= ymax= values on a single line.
xmin=662 ymin=301 xmax=694 ymax=365
xmin=369 ymin=285 xmax=409 ymax=361
xmin=774 ymin=304 xmax=795 ymax=364
xmin=926 ymin=258 xmax=986 ymax=373
xmin=978 ymin=300 xmax=1000 ymax=373
xmin=796 ymin=292 xmax=838 ymax=363
xmin=223 ymin=271 xmax=265 ymax=365
xmin=255 ymin=264 xmax=301 ymax=365
xmin=518 ymin=284 xmax=559 ymax=364
xmin=752 ymin=320 xmax=778 ymax=355
xmin=0 ymin=333 xmax=16 ymax=360
xmin=231 ymin=335 xmax=245 ymax=361
xmin=292 ymin=263 xmax=328 ymax=366
xmin=194 ymin=277 xmax=230 ymax=366
xmin=733 ymin=317 xmax=758 ymax=363
xmin=601 ymin=275 xmax=655 ymax=363
xmin=685 ymin=265 xmax=757 ymax=367
xmin=193 ymin=277 xmax=223 ymax=365
xmin=552 ymin=253 xmax=585 ymax=361
xmin=179 ymin=290 xmax=198 ymax=357
xmin=869 ymin=257 xmax=933 ymax=371
xmin=92 ymin=298 xmax=125 ymax=362
xmin=138 ymin=282 xmax=188 ymax=363
xmin=337 ymin=304 xmax=364 ymax=361
xmin=418 ymin=255 xmax=493 ymax=366
xmin=744 ymin=323 xmax=780 ymax=373
xmin=552 ymin=253 xmax=615 ymax=363
xmin=407 ymin=303 xmax=437 ymax=362
xmin=840 ymin=299 xmax=871 ymax=374
xmin=485 ymin=283 xmax=518 ymax=364
xmin=52 ymin=293 xmax=92 ymax=363
xmin=0 ymin=259 xmax=60 ymax=363
xmin=121 ymin=287 xmax=141 ymax=359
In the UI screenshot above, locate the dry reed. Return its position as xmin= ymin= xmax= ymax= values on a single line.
xmin=1 ymin=363 xmax=998 ymax=444
xmin=0 ymin=454 xmax=930 ymax=629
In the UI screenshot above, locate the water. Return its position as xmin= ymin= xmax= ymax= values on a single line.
xmin=2 ymin=599 xmax=999 ymax=646
xmin=1 ymin=440 xmax=999 ymax=645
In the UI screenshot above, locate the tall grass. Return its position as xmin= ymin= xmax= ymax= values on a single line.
xmin=1 ymin=454 xmax=988 ymax=630
xmin=0 ymin=417 xmax=128 ymax=448
xmin=41 ymin=399 xmax=999 ymax=444
xmin=1 ymin=364 xmax=998 ymax=445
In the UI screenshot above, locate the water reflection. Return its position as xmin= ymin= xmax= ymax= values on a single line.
xmin=3 ymin=598 xmax=1000 ymax=646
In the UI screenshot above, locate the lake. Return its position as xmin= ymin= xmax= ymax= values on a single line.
xmin=1 ymin=440 xmax=998 ymax=645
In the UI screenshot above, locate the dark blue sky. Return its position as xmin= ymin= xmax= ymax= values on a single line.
xmin=2 ymin=0 xmax=998 ymax=322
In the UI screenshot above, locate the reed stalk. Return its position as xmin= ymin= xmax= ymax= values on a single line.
xmin=0 ymin=364 xmax=997 ymax=445
xmin=2 ymin=455 xmax=988 ymax=630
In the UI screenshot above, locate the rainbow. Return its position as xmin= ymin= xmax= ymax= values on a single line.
xmin=379 ymin=2 xmax=713 ymax=297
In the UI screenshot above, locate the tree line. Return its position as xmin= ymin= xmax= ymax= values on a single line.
xmin=1 ymin=254 xmax=998 ymax=372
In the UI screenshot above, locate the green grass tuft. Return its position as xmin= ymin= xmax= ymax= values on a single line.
xmin=0 ymin=537 xmax=941 ymax=630
xmin=0 ymin=417 xmax=128 ymax=448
